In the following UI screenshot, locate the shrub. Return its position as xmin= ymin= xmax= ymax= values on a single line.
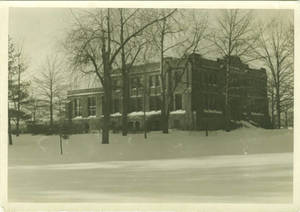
xmin=26 ymin=121 xmax=88 ymax=135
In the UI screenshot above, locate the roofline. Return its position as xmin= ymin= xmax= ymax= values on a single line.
xmin=67 ymin=91 xmax=103 ymax=97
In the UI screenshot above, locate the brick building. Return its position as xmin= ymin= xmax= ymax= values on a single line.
xmin=66 ymin=53 xmax=270 ymax=131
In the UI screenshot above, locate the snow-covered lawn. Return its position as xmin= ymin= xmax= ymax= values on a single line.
xmin=8 ymin=128 xmax=293 ymax=203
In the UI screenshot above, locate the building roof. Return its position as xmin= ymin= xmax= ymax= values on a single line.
xmin=67 ymin=87 xmax=103 ymax=97
xmin=112 ymin=62 xmax=160 ymax=76
xmin=68 ymin=54 xmax=266 ymax=96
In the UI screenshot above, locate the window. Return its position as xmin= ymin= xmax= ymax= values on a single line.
xmin=149 ymin=75 xmax=160 ymax=87
xmin=130 ymin=97 xmax=143 ymax=112
xmin=137 ymin=77 xmax=142 ymax=88
xmin=174 ymin=71 xmax=182 ymax=83
xmin=252 ymin=99 xmax=263 ymax=113
xmin=206 ymin=73 xmax=217 ymax=85
xmin=230 ymin=78 xmax=239 ymax=87
xmin=88 ymin=96 xmax=96 ymax=116
xmin=131 ymin=77 xmax=137 ymax=89
xmin=155 ymin=75 xmax=160 ymax=87
xmin=203 ymin=72 xmax=208 ymax=84
xmin=130 ymin=98 xmax=136 ymax=112
xmin=73 ymin=98 xmax=82 ymax=117
xmin=150 ymin=96 xmax=156 ymax=111
xmin=203 ymin=95 xmax=208 ymax=109
xmin=137 ymin=97 xmax=143 ymax=111
xmin=175 ymin=94 xmax=182 ymax=110
xmin=150 ymin=96 xmax=161 ymax=111
xmin=156 ymin=96 xmax=161 ymax=110
xmin=149 ymin=76 xmax=154 ymax=87
xmin=203 ymin=94 xmax=217 ymax=110
xmin=112 ymin=79 xmax=121 ymax=90
xmin=131 ymin=77 xmax=142 ymax=90
xmin=113 ymin=99 xmax=120 ymax=113
xmin=208 ymin=96 xmax=216 ymax=110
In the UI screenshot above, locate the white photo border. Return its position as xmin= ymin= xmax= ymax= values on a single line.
xmin=0 ymin=1 xmax=299 ymax=212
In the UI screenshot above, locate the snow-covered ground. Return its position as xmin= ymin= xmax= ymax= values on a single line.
xmin=8 ymin=127 xmax=293 ymax=203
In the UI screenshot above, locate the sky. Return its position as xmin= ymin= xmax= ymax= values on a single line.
xmin=9 ymin=8 xmax=72 ymax=79
xmin=9 ymin=8 xmax=293 ymax=89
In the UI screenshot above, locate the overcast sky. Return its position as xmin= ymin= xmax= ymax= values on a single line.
xmin=9 ymin=8 xmax=293 ymax=89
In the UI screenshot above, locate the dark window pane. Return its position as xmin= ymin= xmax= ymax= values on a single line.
xmin=88 ymin=96 xmax=96 ymax=116
xmin=156 ymin=75 xmax=160 ymax=86
xmin=156 ymin=96 xmax=161 ymax=110
xmin=175 ymin=94 xmax=182 ymax=110
xmin=149 ymin=76 xmax=153 ymax=87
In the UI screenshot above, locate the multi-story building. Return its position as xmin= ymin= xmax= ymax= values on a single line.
xmin=66 ymin=53 xmax=270 ymax=131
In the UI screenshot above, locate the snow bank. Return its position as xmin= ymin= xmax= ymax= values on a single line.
xmin=252 ymin=112 xmax=264 ymax=116
xmin=236 ymin=120 xmax=257 ymax=128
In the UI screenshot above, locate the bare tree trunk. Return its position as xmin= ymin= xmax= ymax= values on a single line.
xmin=160 ymin=18 xmax=169 ymax=134
xmin=101 ymin=10 xmax=112 ymax=145
xmin=120 ymin=10 xmax=129 ymax=136
xmin=8 ymin=116 xmax=13 ymax=145
xmin=276 ymin=85 xmax=281 ymax=129
xmin=161 ymin=77 xmax=169 ymax=134
xmin=143 ymin=67 xmax=147 ymax=139
xmin=16 ymin=63 xmax=21 ymax=137
xmin=33 ymin=110 xmax=36 ymax=122
xmin=59 ymin=135 xmax=63 ymax=155
xmin=122 ymin=72 xmax=129 ymax=136
xmin=271 ymin=89 xmax=275 ymax=128
xmin=50 ymin=95 xmax=53 ymax=128
xmin=102 ymin=57 xmax=111 ymax=144
xmin=285 ymin=109 xmax=288 ymax=128
xmin=224 ymin=58 xmax=231 ymax=131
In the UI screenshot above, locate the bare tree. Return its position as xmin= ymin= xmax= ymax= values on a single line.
xmin=115 ymin=9 xmax=149 ymax=136
xmin=34 ymin=55 xmax=66 ymax=129
xmin=65 ymin=8 xmax=176 ymax=144
xmin=8 ymin=37 xmax=31 ymax=143
xmin=209 ymin=9 xmax=258 ymax=131
xmin=253 ymin=18 xmax=293 ymax=129
xmin=147 ymin=9 xmax=208 ymax=133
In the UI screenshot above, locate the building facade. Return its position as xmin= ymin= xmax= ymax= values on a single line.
xmin=66 ymin=53 xmax=270 ymax=131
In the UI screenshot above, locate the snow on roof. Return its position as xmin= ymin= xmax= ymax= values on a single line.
xmin=72 ymin=115 xmax=97 ymax=120
xmin=128 ymin=111 xmax=145 ymax=116
xmin=203 ymin=109 xmax=222 ymax=114
xmin=170 ymin=110 xmax=186 ymax=115
xmin=128 ymin=110 xmax=161 ymax=117
xmin=146 ymin=110 xmax=161 ymax=116
xmin=68 ymin=92 xmax=103 ymax=97
xmin=111 ymin=112 xmax=122 ymax=117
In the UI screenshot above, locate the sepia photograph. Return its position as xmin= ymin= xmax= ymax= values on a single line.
xmin=6 ymin=5 xmax=294 ymax=204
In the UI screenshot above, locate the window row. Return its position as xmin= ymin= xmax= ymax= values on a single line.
xmin=112 ymin=75 xmax=162 ymax=91
xmin=203 ymin=72 xmax=217 ymax=85
xmin=202 ymin=94 xmax=220 ymax=110
xmin=73 ymin=96 xmax=96 ymax=117
xmin=149 ymin=75 xmax=160 ymax=87
xmin=250 ymin=99 xmax=266 ymax=113
xmin=72 ymin=94 xmax=183 ymax=117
